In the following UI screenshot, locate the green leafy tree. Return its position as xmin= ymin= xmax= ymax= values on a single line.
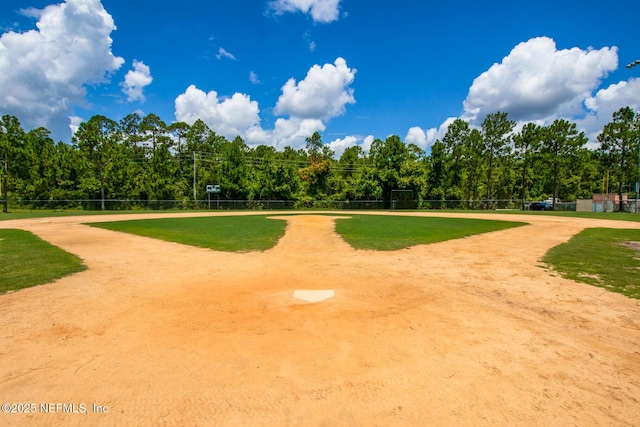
xmin=462 ymin=128 xmax=485 ymax=208
xmin=354 ymin=164 xmax=383 ymax=201
xmin=370 ymin=135 xmax=409 ymax=203
xmin=0 ymin=115 xmax=26 ymax=212
xmin=513 ymin=123 xmax=542 ymax=209
xmin=220 ymin=136 xmax=249 ymax=199
xmin=119 ymin=112 xmax=143 ymax=148
xmin=140 ymin=113 xmax=169 ymax=152
xmin=481 ymin=112 xmax=515 ymax=205
xmin=598 ymin=107 xmax=639 ymax=211
xmin=73 ymin=115 xmax=120 ymax=210
xmin=169 ymin=121 xmax=190 ymax=183
xmin=20 ymin=127 xmax=57 ymax=201
xmin=298 ymin=132 xmax=333 ymax=199
xmin=442 ymin=118 xmax=470 ymax=200
xmin=542 ymin=119 xmax=587 ymax=209
xmin=398 ymin=143 xmax=427 ymax=206
xmin=426 ymin=140 xmax=446 ymax=207
xmin=49 ymin=141 xmax=83 ymax=201
xmin=184 ymin=120 xmax=227 ymax=201
xmin=248 ymin=144 xmax=301 ymax=200
xmin=335 ymin=145 xmax=363 ymax=199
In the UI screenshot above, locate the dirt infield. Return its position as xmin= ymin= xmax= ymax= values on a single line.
xmin=1 ymin=212 xmax=639 ymax=426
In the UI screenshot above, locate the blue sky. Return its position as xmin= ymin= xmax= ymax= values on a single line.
xmin=1 ymin=0 xmax=639 ymax=155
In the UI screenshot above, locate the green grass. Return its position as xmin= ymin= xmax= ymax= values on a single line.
xmin=335 ymin=215 xmax=526 ymax=250
xmin=89 ymin=215 xmax=288 ymax=252
xmin=0 ymin=229 xmax=86 ymax=293
xmin=543 ymin=228 xmax=640 ymax=299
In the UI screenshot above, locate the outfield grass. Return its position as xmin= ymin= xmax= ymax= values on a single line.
xmin=89 ymin=215 xmax=288 ymax=252
xmin=542 ymin=228 xmax=640 ymax=299
xmin=0 ymin=229 xmax=86 ymax=294
xmin=335 ymin=215 xmax=526 ymax=250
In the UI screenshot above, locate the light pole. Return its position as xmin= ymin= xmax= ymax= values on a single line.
xmin=627 ymin=59 xmax=640 ymax=212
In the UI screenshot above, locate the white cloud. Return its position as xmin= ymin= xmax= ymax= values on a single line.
xmin=303 ymin=29 xmax=316 ymax=52
xmin=268 ymin=0 xmax=342 ymax=23
xmin=411 ymin=36 xmax=637 ymax=149
xmin=579 ymin=77 xmax=640 ymax=146
xmin=405 ymin=118 xmax=454 ymax=150
xmin=275 ymin=57 xmax=356 ymax=120
xmin=69 ymin=115 xmax=83 ymax=136
xmin=175 ymin=57 xmax=356 ymax=150
xmin=583 ymin=78 xmax=640 ymax=115
xmin=121 ymin=60 xmax=152 ymax=102
xmin=324 ymin=134 xmax=374 ymax=157
xmin=272 ymin=117 xmax=325 ymax=149
xmin=0 ymin=0 xmax=124 ymax=141
xmin=361 ymin=135 xmax=374 ymax=153
xmin=216 ymin=47 xmax=236 ymax=61
xmin=17 ymin=7 xmax=42 ymax=19
xmin=269 ymin=57 xmax=356 ymax=148
xmin=462 ymin=36 xmax=617 ymax=124
xmin=249 ymin=71 xmax=261 ymax=84
xmin=328 ymin=135 xmax=358 ymax=158
xmin=405 ymin=127 xmax=428 ymax=148
xmin=175 ymin=85 xmax=261 ymax=140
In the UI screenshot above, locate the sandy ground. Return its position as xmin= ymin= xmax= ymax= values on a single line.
xmin=0 ymin=211 xmax=639 ymax=426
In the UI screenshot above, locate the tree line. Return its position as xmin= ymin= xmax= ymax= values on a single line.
xmin=1 ymin=107 xmax=639 ymax=212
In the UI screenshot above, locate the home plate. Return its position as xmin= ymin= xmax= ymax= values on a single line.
xmin=293 ymin=290 xmax=335 ymax=303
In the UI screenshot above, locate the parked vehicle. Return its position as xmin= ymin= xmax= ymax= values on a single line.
xmin=529 ymin=201 xmax=553 ymax=211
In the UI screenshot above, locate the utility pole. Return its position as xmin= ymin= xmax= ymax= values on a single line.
xmin=193 ymin=151 xmax=197 ymax=201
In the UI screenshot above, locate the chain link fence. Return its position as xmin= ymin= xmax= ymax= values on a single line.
xmin=8 ymin=199 xmax=583 ymax=212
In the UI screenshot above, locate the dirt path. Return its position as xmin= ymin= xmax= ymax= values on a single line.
xmin=0 ymin=212 xmax=639 ymax=426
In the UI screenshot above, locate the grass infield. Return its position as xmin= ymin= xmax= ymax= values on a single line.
xmin=543 ymin=228 xmax=640 ymax=299
xmin=89 ymin=215 xmax=288 ymax=252
xmin=336 ymin=215 xmax=526 ymax=250
xmin=0 ymin=229 xmax=86 ymax=294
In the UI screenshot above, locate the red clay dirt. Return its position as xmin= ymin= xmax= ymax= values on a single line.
xmin=0 ymin=211 xmax=639 ymax=426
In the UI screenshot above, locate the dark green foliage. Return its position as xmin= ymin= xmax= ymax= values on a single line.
xmin=543 ymin=228 xmax=640 ymax=299
xmin=0 ymin=107 xmax=637 ymax=211
xmin=598 ymin=107 xmax=639 ymax=212
xmin=542 ymin=119 xmax=588 ymax=209
xmin=0 ymin=229 xmax=86 ymax=293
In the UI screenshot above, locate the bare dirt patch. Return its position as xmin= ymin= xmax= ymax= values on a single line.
xmin=1 ymin=212 xmax=639 ymax=426
xmin=620 ymin=240 xmax=640 ymax=251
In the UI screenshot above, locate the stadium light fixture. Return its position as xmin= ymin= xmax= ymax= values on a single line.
xmin=627 ymin=59 xmax=640 ymax=69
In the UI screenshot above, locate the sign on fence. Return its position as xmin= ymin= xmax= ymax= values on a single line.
xmin=206 ymin=184 xmax=221 ymax=194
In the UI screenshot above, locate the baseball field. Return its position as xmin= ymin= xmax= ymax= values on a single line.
xmin=0 ymin=211 xmax=639 ymax=426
